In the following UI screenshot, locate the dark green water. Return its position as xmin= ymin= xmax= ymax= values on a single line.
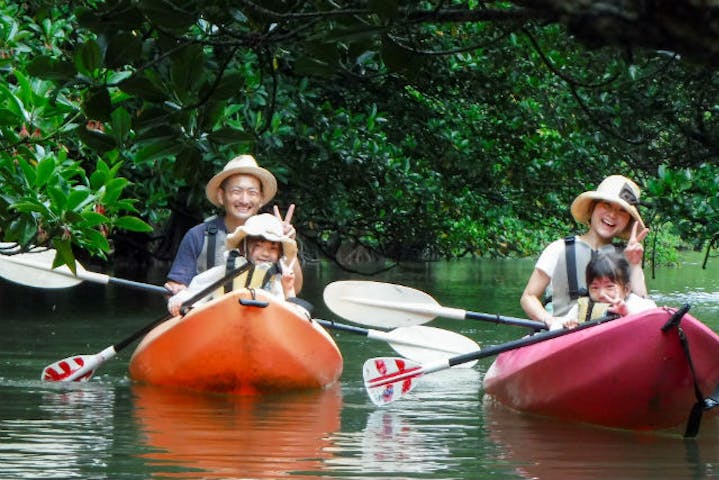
xmin=1 ymin=254 xmax=719 ymax=479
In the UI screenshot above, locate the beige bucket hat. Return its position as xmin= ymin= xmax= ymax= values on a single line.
xmin=226 ymin=213 xmax=297 ymax=260
xmin=570 ymin=175 xmax=645 ymax=239
xmin=205 ymin=155 xmax=278 ymax=207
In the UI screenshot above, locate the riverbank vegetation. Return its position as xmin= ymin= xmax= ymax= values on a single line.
xmin=1 ymin=2 xmax=718 ymax=274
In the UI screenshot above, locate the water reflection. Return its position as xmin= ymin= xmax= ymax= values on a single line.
xmin=325 ymin=368 xmax=483 ymax=478
xmin=0 ymin=381 xmax=117 ymax=478
xmin=132 ymin=384 xmax=343 ymax=478
xmin=484 ymin=398 xmax=719 ymax=479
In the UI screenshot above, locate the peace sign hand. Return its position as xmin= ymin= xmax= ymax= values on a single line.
xmin=274 ymin=204 xmax=296 ymax=239
xmin=605 ymin=293 xmax=629 ymax=317
xmin=624 ymin=221 xmax=649 ymax=266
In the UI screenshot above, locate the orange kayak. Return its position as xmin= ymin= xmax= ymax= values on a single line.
xmin=128 ymin=289 xmax=343 ymax=394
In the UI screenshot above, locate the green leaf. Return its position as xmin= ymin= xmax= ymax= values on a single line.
xmin=26 ymin=55 xmax=77 ymax=81
xmin=0 ymin=107 xmax=22 ymax=126
xmin=211 ymin=72 xmax=246 ymax=100
xmin=111 ymin=107 xmax=132 ymax=142
xmin=64 ymin=210 xmax=84 ymax=223
xmin=173 ymin=146 xmax=203 ymax=177
xmin=7 ymin=216 xmax=37 ymax=244
xmin=84 ymin=87 xmax=112 ymax=121
xmin=10 ymin=200 xmax=46 ymax=214
xmin=119 ymin=76 xmax=168 ymax=102
xmin=47 ymin=185 xmax=68 ymax=212
xmin=75 ymin=39 xmax=104 ymax=76
xmin=52 ymin=238 xmax=77 ymax=274
xmin=102 ymin=177 xmax=131 ymax=206
xmin=17 ymin=157 xmax=35 ymax=187
xmin=78 ymin=127 xmax=118 ymax=153
xmin=79 ymin=211 xmax=109 ymax=228
xmin=138 ymin=0 xmax=198 ymax=31
xmin=171 ymin=43 xmax=204 ymax=94
xmin=207 ymin=128 xmax=254 ymax=145
xmin=0 ymin=83 xmax=30 ymax=123
xmin=114 ymin=215 xmax=153 ymax=232
xmin=35 ymin=156 xmax=56 ymax=188
xmin=83 ymin=228 xmax=111 ymax=252
xmin=66 ymin=188 xmax=92 ymax=211
xmin=89 ymin=160 xmax=110 ymax=189
xmin=105 ymin=31 xmax=144 ymax=68
xmin=135 ymin=139 xmax=184 ymax=163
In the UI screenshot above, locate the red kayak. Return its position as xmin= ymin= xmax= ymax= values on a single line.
xmin=483 ymin=307 xmax=719 ymax=431
xmin=129 ymin=288 xmax=343 ymax=395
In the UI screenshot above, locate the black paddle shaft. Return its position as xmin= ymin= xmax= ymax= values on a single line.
xmin=448 ymin=312 xmax=621 ymax=367
xmin=108 ymin=276 xmax=170 ymax=295
xmin=113 ymin=263 xmax=253 ymax=352
xmin=465 ymin=311 xmax=546 ymax=330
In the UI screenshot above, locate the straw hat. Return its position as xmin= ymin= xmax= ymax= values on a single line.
xmin=226 ymin=213 xmax=297 ymax=260
xmin=205 ymin=155 xmax=278 ymax=207
xmin=570 ymin=175 xmax=645 ymax=239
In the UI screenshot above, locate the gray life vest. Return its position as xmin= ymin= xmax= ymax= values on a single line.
xmin=550 ymin=236 xmax=619 ymax=317
xmin=197 ymin=216 xmax=227 ymax=274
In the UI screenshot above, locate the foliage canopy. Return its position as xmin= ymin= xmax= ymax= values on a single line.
xmin=2 ymin=1 xmax=719 ymax=272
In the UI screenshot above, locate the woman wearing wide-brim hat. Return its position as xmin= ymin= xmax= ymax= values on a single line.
xmin=164 ymin=155 xmax=302 ymax=295
xmin=520 ymin=175 xmax=650 ymax=328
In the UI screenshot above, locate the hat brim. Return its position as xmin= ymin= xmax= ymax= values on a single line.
xmin=226 ymin=229 xmax=297 ymax=260
xmin=571 ymin=193 xmax=645 ymax=240
xmin=205 ymin=166 xmax=278 ymax=207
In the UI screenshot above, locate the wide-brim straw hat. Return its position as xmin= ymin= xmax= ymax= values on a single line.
xmin=226 ymin=213 xmax=297 ymax=260
xmin=205 ymin=155 xmax=278 ymax=207
xmin=570 ymin=175 xmax=645 ymax=239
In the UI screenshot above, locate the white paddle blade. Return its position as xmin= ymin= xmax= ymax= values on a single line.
xmin=42 ymin=346 xmax=117 ymax=382
xmin=363 ymin=357 xmax=424 ymax=406
xmin=0 ymin=249 xmax=83 ymax=288
xmin=324 ymin=280 xmax=439 ymax=328
xmin=385 ymin=326 xmax=479 ymax=368
xmin=42 ymin=355 xmax=98 ymax=382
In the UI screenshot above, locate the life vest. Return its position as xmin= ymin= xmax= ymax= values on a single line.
xmin=576 ymin=297 xmax=611 ymax=323
xmin=549 ymin=236 xmax=620 ymax=316
xmin=197 ymin=216 xmax=227 ymax=273
xmin=215 ymin=250 xmax=280 ymax=297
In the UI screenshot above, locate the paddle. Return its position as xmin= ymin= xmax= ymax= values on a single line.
xmin=315 ymin=319 xmax=480 ymax=367
xmin=323 ymin=280 xmax=546 ymax=330
xmin=363 ymin=311 xmax=626 ymax=406
xmin=41 ymin=263 xmax=252 ymax=382
xmin=0 ymin=248 xmax=169 ymax=295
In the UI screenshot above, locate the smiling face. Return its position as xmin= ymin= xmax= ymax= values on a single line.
xmin=246 ymin=238 xmax=282 ymax=264
xmin=218 ymin=174 xmax=263 ymax=225
xmin=588 ymin=276 xmax=629 ymax=303
xmin=589 ymin=200 xmax=631 ymax=240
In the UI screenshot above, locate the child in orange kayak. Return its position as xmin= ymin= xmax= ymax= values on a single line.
xmin=167 ymin=213 xmax=298 ymax=316
xmin=549 ymin=249 xmax=656 ymax=330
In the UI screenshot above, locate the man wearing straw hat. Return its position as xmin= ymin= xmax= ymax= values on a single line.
xmin=520 ymin=175 xmax=650 ymax=328
xmin=164 ymin=154 xmax=302 ymax=294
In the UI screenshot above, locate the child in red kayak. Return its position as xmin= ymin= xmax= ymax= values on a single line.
xmin=167 ymin=213 xmax=297 ymax=316
xmin=521 ymin=175 xmax=651 ymax=328
xmin=548 ymin=249 xmax=656 ymax=330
